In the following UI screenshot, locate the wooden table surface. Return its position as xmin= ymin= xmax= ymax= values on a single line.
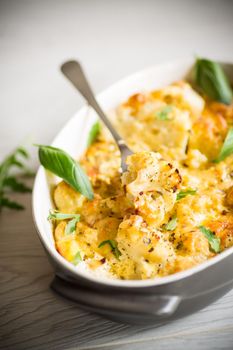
xmin=1 ymin=1 xmax=233 ymax=349
xmin=1 ymin=187 xmax=233 ymax=350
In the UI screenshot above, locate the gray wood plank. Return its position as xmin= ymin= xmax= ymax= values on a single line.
xmin=77 ymin=327 xmax=233 ymax=350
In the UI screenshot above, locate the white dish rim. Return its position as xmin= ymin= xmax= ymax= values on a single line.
xmin=32 ymin=57 xmax=233 ymax=288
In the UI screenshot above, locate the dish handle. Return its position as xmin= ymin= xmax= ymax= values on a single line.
xmin=51 ymin=276 xmax=181 ymax=318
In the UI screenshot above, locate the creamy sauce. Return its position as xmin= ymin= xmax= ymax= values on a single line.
xmin=53 ymin=81 xmax=233 ymax=280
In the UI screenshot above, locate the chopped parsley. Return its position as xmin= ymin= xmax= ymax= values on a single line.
xmin=48 ymin=210 xmax=80 ymax=221
xmin=176 ymin=189 xmax=197 ymax=201
xmin=65 ymin=217 xmax=80 ymax=235
xmin=214 ymin=128 xmax=233 ymax=163
xmin=155 ymin=105 xmax=173 ymax=121
xmin=199 ymin=225 xmax=221 ymax=253
xmin=164 ymin=216 xmax=177 ymax=231
xmin=48 ymin=210 xmax=80 ymax=235
xmin=87 ymin=121 xmax=101 ymax=146
xmin=98 ymin=239 xmax=122 ymax=259
xmin=72 ymin=251 xmax=82 ymax=265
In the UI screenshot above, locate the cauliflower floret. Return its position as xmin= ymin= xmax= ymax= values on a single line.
xmin=122 ymin=152 xmax=181 ymax=225
xmin=206 ymin=215 xmax=233 ymax=250
xmin=55 ymin=221 xmax=98 ymax=262
xmin=185 ymin=149 xmax=208 ymax=169
xmin=174 ymin=229 xmax=212 ymax=272
xmin=116 ymin=98 xmax=192 ymax=159
xmin=52 ymin=80 xmax=233 ymax=281
xmin=94 ymin=217 xmax=121 ymax=242
xmin=81 ymin=193 xmax=132 ymax=226
xmin=188 ymin=107 xmax=228 ymax=161
xmin=178 ymin=229 xmax=211 ymax=256
xmin=151 ymin=81 xmax=205 ymax=118
xmin=116 ymin=215 xmax=176 ymax=279
xmin=176 ymin=189 xmax=225 ymax=228
xmin=225 ymin=185 xmax=233 ymax=207
xmin=81 ymin=194 xmax=111 ymax=226
xmin=81 ymin=137 xmax=120 ymax=184
xmin=54 ymin=181 xmax=86 ymax=214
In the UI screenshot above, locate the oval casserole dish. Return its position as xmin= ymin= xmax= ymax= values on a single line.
xmin=33 ymin=58 xmax=233 ymax=324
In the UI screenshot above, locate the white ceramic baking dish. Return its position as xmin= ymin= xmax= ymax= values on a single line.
xmin=32 ymin=58 xmax=233 ymax=324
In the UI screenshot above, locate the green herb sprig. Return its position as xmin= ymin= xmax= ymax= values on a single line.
xmin=72 ymin=251 xmax=82 ymax=265
xmin=193 ymin=58 xmax=232 ymax=105
xmin=65 ymin=217 xmax=80 ymax=235
xmin=48 ymin=210 xmax=80 ymax=235
xmin=48 ymin=209 xmax=80 ymax=221
xmin=87 ymin=121 xmax=101 ymax=146
xmin=155 ymin=105 xmax=173 ymax=121
xmin=199 ymin=225 xmax=221 ymax=253
xmin=35 ymin=145 xmax=93 ymax=200
xmin=0 ymin=147 xmax=32 ymax=211
xmin=98 ymin=239 xmax=122 ymax=259
xmin=164 ymin=216 xmax=177 ymax=231
xmin=214 ymin=128 xmax=233 ymax=163
xmin=176 ymin=189 xmax=197 ymax=201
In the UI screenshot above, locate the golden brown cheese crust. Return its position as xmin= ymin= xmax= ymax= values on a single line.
xmin=53 ymin=81 xmax=233 ymax=280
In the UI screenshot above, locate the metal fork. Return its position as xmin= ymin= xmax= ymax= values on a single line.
xmin=61 ymin=60 xmax=132 ymax=172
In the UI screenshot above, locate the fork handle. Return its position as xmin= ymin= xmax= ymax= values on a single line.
xmin=61 ymin=60 xmax=123 ymax=144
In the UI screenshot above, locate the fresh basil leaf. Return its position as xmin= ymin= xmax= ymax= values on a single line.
xmin=214 ymin=128 xmax=233 ymax=163
xmin=155 ymin=105 xmax=173 ymax=120
xmin=48 ymin=210 xmax=80 ymax=235
xmin=0 ymin=147 xmax=29 ymax=186
xmin=48 ymin=209 xmax=80 ymax=221
xmin=11 ymin=159 xmax=24 ymax=168
xmin=0 ymin=154 xmax=21 ymax=190
xmin=0 ymin=146 xmax=31 ymax=211
xmin=164 ymin=216 xmax=177 ymax=231
xmin=199 ymin=225 xmax=221 ymax=253
xmin=87 ymin=121 xmax=100 ymax=146
xmin=17 ymin=147 xmax=29 ymax=158
xmin=3 ymin=177 xmax=32 ymax=193
xmin=72 ymin=251 xmax=82 ymax=265
xmin=194 ymin=58 xmax=232 ymax=105
xmin=0 ymin=197 xmax=24 ymax=210
xmin=176 ymin=189 xmax=197 ymax=201
xmin=98 ymin=239 xmax=122 ymax=259
xmin=65 ymin=217 xmax=80 ymax=235
xmin=36 ymin=145 xmax=94 ymax=200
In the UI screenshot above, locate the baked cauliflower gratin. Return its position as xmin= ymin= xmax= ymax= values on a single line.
xmin=52 ymin=80 xmax=233 ymax=280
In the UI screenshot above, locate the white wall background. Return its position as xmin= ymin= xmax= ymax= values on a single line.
xmin=1 ymin=0 xmax=233 ymax=165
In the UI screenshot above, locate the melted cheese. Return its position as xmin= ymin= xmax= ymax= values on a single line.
xmin=53 ymin=81 xmax=233 ymax=280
